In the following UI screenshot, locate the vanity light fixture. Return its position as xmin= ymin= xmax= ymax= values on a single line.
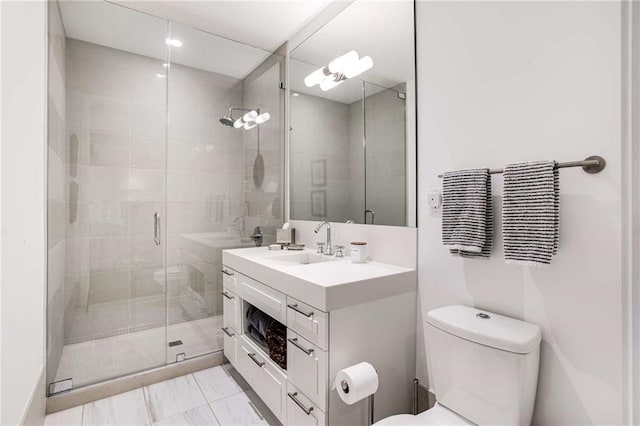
xmin=165 ymin=38 xmax=183 ymax=47
xmin=304 ymin=50 xmax=373 ymax=91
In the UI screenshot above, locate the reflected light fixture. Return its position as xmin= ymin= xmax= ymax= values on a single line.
xmin=304 ymin=50 xmax=373 ymax=91
xmin=222 ymin=107 xmax=269 ymax=130
xmin=165 ymin=38 xmax=183 ymax=47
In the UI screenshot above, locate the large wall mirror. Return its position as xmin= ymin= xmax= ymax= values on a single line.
xmin=288 ymin=0 xmax=416 ymax=227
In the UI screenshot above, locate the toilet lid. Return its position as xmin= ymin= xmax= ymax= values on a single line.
xmin=374 ymin=403 xmax=472 ymax=426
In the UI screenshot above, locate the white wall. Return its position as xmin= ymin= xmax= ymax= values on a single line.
xmin=416 ymin=2 xmax=624 ymax=424
xmin=0 ymin=1 xmax=48 ymax=424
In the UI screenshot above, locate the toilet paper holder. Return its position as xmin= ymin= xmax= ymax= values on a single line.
xmin=340 ymin=379 xmax=375 ymax=426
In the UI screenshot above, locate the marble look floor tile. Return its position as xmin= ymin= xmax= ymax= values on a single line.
xmin=209 ymin=391 xmax=273 ymax=426
xmin=144 ymin=374 xmax=207 ymax=422
xmin=82 ymin=388 xmax=150 ymax=426
xmin=193 ymin=365 xmax=246 ymax=402
xmin=152 ymin=404 xmax=219 ymax=426
xmin=44 ymin=405 xmax=83 ymax=426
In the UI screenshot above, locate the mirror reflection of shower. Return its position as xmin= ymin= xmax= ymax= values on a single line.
xmin=219 ymin=107 xmax=270 ymax=130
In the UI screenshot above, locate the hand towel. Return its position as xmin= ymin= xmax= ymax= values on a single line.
xmin=442 ymin=168 xmax=493 ymax=257
xmin=502 ymin=161 xmax=559 ymax=266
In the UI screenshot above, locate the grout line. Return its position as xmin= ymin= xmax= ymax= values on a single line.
xmin=141 ymin=385 xmax=154 ymax=425
xmin=206 ymin=401 xmax=223 ymax=426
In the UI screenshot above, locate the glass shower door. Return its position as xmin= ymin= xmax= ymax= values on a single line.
xmin=47 ymin=0 xmax=169 ymax=392
xmin=164 ymin=22 xmax=284 ymax=362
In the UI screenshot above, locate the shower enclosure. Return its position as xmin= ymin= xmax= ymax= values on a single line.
xmin=46 ymin=1 xmax=284 ymax=393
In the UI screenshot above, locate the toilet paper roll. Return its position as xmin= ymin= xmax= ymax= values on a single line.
xmin=333 ymin=362 xmax=379 ymax=405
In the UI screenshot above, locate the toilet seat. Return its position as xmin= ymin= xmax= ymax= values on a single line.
xmin=374 ymin=403 xmax=473 ymax=426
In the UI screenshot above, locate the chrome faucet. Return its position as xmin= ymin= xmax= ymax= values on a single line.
xmin=314 ymin=221 xmax=332 ymax=256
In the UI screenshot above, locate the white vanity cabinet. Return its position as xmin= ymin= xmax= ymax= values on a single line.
xmin=222 ymin=248 xmax=417 ymax=426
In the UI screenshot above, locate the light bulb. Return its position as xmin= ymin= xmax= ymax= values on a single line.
xmin=165 ymin=38 xmax=183 ymax=47
xmin=255 ymin=112 xmax=270 ymax=124
xmin=328 ymin=50 xmax=358 ymax=74
xmin=233 ymin=118 xmax=244 ymax=128
xmin=344 ymin=56 xmax=373 ymax=79
xmin=320 ymin=77 xmax=343 ymax=92
xmin=244 ymin=121 xmax=256 ymax=130
xmin=243 ymin=110 xmax=258 ymax=122
xmin=304 ymin=67 xmax=328 ymax=88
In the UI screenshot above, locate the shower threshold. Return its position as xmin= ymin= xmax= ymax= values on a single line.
xmin=52 ymin=316 xmax=223 ymax=392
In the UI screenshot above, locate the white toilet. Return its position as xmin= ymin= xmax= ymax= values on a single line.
xmin=376 ymin=305 xmax=542 ymax=426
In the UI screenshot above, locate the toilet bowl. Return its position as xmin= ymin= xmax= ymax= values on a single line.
xmin=374 ymin=305 xmax=541 ymax=426
xmin=375 ymin=403 xmax=471 ymax=425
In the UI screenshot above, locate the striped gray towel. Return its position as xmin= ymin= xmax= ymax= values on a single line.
xmin=442 ymin=169 xmax=493 ymax=257
xmin=503 ymin=161 xmax=559 ymax=266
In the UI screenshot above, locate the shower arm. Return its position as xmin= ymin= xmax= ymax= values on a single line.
xmin=228 ymin=107 xmax=260 ymax=119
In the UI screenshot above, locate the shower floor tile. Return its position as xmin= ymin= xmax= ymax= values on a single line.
xmin=44 ymin=364 xmax=281 ymax=426
xmin=55 ymin=316 xmax=223 ymax=387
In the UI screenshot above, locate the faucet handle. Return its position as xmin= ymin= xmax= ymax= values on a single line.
xmin=316 ymin=242 xmax=325 ymax=254
xmin=334 ymin=245 xmax=345 ymax=258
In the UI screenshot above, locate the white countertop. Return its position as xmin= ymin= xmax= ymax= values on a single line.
xmin=223 ymin=247 xmax=417 ymax=311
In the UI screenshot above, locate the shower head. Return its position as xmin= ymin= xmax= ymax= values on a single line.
xmin=219 ymin=116 xmax=235 ymax=127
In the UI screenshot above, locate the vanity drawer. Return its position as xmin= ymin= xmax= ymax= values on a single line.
xmin=223 ymin=329 xmax=237 ymax=368
xmin=237 ymin=273 xmax=286 ymax=323
xmin=286 ymin=297 xmax=328 ymax=350
xmin=287 ymin=330 xmax=328 ymax=411
xmin=222 ymin=266 xmax=237 ymax=293
xmin=222 ymin=289 xmax=241 ymax=333
xmin=237 ymin=336 xmax=286 ymax=423
xmin=286 ymin=382 xmax=327 ymax=426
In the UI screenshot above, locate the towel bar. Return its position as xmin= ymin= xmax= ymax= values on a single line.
xmin=437 ymin=155 xmax=606 ymax=178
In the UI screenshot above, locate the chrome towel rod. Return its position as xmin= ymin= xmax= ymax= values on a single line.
xmin=437 ymin=155 xmax=606 ymax=178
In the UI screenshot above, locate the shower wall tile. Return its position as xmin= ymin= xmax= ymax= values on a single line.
xmin=130 ymin=136 xmax=165 ymax=170
xmin=290 ymin=92 xmax=351 ymax=222
xmin=168 ymin=139 xmax=201 ymax=171
xmin=89 ymin=236 xmax=131 ymax=272
xmin=131 ymin=102 xmax=165 ymax=139
xmin=86 ymin=201 xmax=129 ymax=237
xmin=48 ymin=240 xmax=66 ymax=304
xmin=72 ymin=166 xmax=126 ymax=203
xmin=129 ymin=169 xmax=165 ymax=202
xmin=130 ymin=235 xmax=164 ymax=268
xmin=89 ymin=131 xmax=129 ymax=168
xmin=168 ymin=106 xmax=200 ymax=141
xmin=129 ymin=201 xmax=163 ymax=237
xmin=89 ymin=97 xmax=130 ymax=134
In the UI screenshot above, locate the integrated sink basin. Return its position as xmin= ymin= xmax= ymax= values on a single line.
xmin=268 ymin=252 xmax=338 ymax=265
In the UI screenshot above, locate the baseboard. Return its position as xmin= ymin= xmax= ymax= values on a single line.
xmin=22 ymin=367 xmax=47 ymax=426
xmin=46 ymin=352 xmax=225 ymax=415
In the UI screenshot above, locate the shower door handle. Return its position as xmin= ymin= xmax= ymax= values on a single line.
xmin=154 ymin=212 xmax=161 ymax=245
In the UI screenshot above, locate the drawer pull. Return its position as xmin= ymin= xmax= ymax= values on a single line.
xmin=288 ymin=392 xmax=314 ymax=415
xmin=247 ymin=352 xmax=265 ymax=367
xmin=287 ymin=303 xmax=314 ymax=318
xmin=222 ymin=291 xmax=234 ymax=300
xmin=288 ymin=337 xmax=314 ymax=355
xmin=222 ymin=269 xmax=234 ymax=276
xmin=221 ymin=327 xmax=234 ymax=337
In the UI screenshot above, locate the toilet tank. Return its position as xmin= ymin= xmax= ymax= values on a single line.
xmin=425 ymin=305 xmax=541 ymax=426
